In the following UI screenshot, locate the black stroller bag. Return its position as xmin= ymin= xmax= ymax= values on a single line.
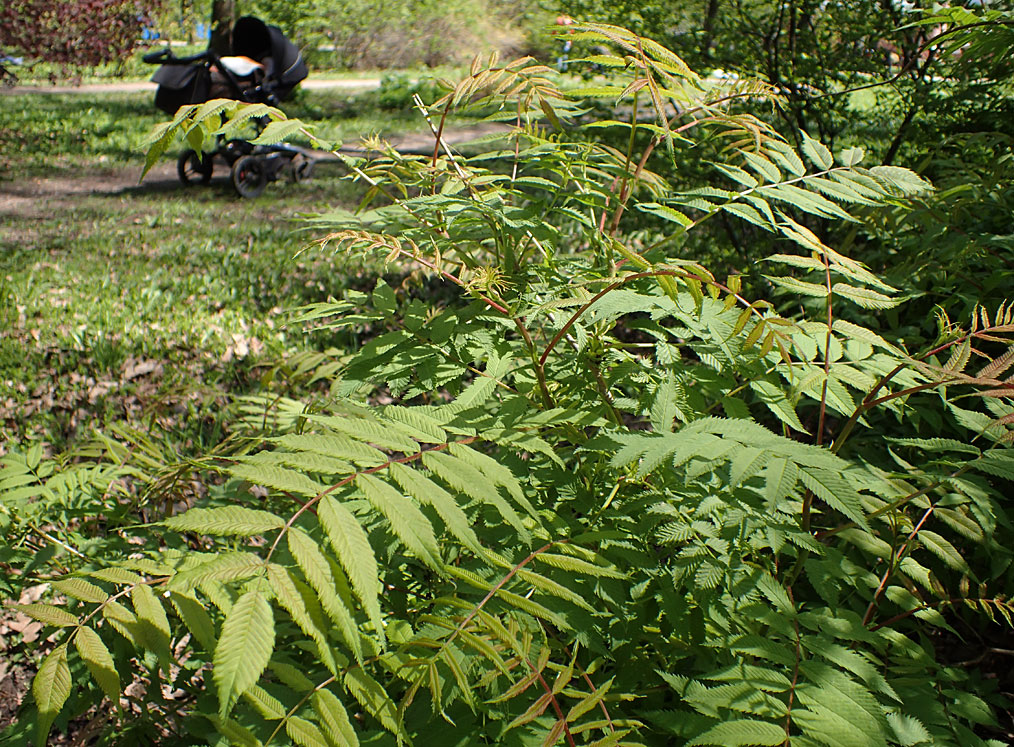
xmin=152 ymin=65 xmax=211 ymax=115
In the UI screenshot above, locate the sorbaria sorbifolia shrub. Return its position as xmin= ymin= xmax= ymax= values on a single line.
xmin=5 ymin=21 xmax=1013 ymax=747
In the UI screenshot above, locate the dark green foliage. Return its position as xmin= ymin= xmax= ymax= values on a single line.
xmin=3 ymin=19 xmax=1013 ymax=747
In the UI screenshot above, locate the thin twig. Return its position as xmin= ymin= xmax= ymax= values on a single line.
xmin=265 ymin=438 xmax=475 ymax=563
xmin=862 ymin=502 xmax=937 ymax=626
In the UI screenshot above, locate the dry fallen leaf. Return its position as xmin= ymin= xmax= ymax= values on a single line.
xmin=122 ymin=357 xmax=161 ymax=381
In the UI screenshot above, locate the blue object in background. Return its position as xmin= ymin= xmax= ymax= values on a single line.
xmin=196 ymin=23 xmax=210 ymax=40
xmin=141 ymin=27 xmax=160 ymax=40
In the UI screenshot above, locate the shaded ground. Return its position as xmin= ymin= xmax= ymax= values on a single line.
xmin=0 ymin=122 xmax=508 ymax=225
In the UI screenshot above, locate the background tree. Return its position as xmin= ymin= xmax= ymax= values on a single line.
xmin=555 ymin=0 xmax=1008 ymax=158
xmin=209 ymin=0 xmax=236 ymax=55
xmin=0 ymin=0 xmax=158 ymax=79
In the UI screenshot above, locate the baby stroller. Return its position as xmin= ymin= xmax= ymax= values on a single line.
xmin=143 ymin=16 xmax=313 ymax=197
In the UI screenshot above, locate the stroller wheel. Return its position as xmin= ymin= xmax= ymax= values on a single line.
xmin=177 ymin=150 xmax=213 ymax=186
xmin=288 ymin=154 xmax=314 ymax=184
xmin=232 ymin=155 xmax=267 ymax=198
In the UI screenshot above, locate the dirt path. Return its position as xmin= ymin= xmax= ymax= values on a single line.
xmin=0 ymin=162 xmax=178 ymax=223
xmin=0 ymin=123 xmax=510 ymax=228
xmin=1 ymin=77 xmax=382 ymax=96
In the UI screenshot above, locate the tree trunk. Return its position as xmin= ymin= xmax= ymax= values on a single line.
xmin=210 ymin=0 xmax=235 ymax=55
xmin=701 ymin=0 xmax=721 ymax=58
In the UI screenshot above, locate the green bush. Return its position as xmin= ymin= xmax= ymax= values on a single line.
xmin=250 ymin=0 xmax=535 ymax=69
xmin=4 ymin=21 xmax=1013 ymax=747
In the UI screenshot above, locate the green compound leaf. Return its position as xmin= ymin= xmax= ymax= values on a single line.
xmin=162 ymin=506 xmax=285 ymax=537
xmin=243 ymin=684 xmax=287 ymax=720
xmin=74 ymin=626 xmax=120 ymax=704
xmin=34 ymin=643 xmax=71 ymax=746
xmin=345 ymin=668 xmax=403 ymax=738
xmin=285 ymin=715 xmax=330 ymax=747
xmin=287 ymin=526 xmax=363 ymax=663
xmin=318 ymin=495 xmax=384 ymax=647
xmin=51 ymin=578 xmax=109 ymax=604
xmin=13 ymin=603 xmax=79 ymax=628
xmin=688 ymin=718 xmax=787 ymax=745
xmin=213 ymin=590 xmax=275 ymax=718
xmin=313 ymin=688 xmax=360 ymax=747
xmin=169 ymin=551 xmax=266 ymax=592
xmin=356 ymin=473 xmax=442 ymax=569
xmin=229 ymin=462 xmax=329 ymax=497
xmin=132 ymin=583 xmax=172 ymax=668
xmin=265 ymin=563 xmax=338 ymax=676
xmin=169 ymin=591 xmax=218 ymax=652
xmin=798 ymin=468 xmax=869 ymax=530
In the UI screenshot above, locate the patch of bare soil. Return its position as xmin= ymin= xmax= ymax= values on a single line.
xmin=379 ymin=123 xmax=511 ymax=155
xmin=0 ymin=162 xmax=179 ymax=234
xmin=0 ymin=584 xmax=47 ymax=733
xmin=0 ymin=123 xmax=509 ymax=229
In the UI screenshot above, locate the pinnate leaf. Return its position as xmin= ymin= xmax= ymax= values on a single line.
xmin=287 ymin=527 xmax=363 ymax=662
xmin=132 ymin=584 xmax=172 ymax=666
xmin=345 ymin=668 xmax=402 ymax=737
xmin=162 ymin=506 xmax=284 ymax=536
xmin=798 ymin=468 xmax=869 ymax=530
xmin=356 ymin=473 xmax=442 ymax=569
xmin=51 ymin=578 xmax=108 ymax=604
xmin=318 ymin=495 xmax=384 ymax=645
xmin=169 ymin=591 xmax=218 ymax=651
xmin=688 ymin=718 xmax=787 ymax=745
xmin=313 ymin=688 xmax=360 ymax=747
xmin=34 ymin=644 xmax=71 ymax=746
xmin=169 ymin=551 xmax=266 ymax=591
xmin=74 ymin=626 xmax=120 ymax=703
xmin=285 ymin=715 xmax=330 ymax=747
xmin=214 ymin=590 xmax=275 ymax=717
xmin=229 ymin=462 xmax=328 ymax=497
xmin=13 ymin=603 xmax=79 ymax=627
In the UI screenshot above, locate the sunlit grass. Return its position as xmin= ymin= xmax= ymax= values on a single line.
xmin=0 ymin=85 xmax=447 ymax=447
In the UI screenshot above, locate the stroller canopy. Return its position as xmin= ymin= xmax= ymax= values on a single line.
xmin=150 ymin=16 xmax=306 ymax=114
xmin=232 ymin=16 xmax=307 ymax=91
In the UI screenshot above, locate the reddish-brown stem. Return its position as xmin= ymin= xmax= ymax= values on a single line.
xmin=514 ymin=317 xmax=554 ymax=408
xmin=265 ymin=438 xmax=475 ymax=562
xmin=431 ymin=103 xmax=450 ymax=169
xmin=820 ymin=462 xmax=973 ymax=541
xmin=538 ymin=269 xmax=765 ymax=369
xmin=607 ymin=89 xmax=640 ymax=236
xmin=265 ymin=673 xmax=339 ymax=745
xmin=862 ymin=503 xmax=937 ymax=626
xmin=415 ymin=540 xmax=576 ymax=742
xmin=530 ymin=660 xmax=578 ymax=747
xmin=447 ymin=540 xmax=578 ymax=745
xmin=869 ymin=597 xmax=1010 ymax=632
xmin=609 ymin=131 xmax=657 ymax=237
xmin=557 ymin=643 xmax=615 ymax=732
xmin=830 ymin=329 xmax=985 ymax=454
xmin=452 ymin=541 xmax=563 ymax=638
xmin=605 ymin=114 xmax=720 ymax=239
xmin=377 ymin=241 xmax=510 ymax=315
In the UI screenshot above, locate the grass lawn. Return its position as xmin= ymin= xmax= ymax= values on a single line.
xmin=0 ymin=85 xmax=452 ymax=451
xmin=0 ymin=85 xmax=447 ymax=177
